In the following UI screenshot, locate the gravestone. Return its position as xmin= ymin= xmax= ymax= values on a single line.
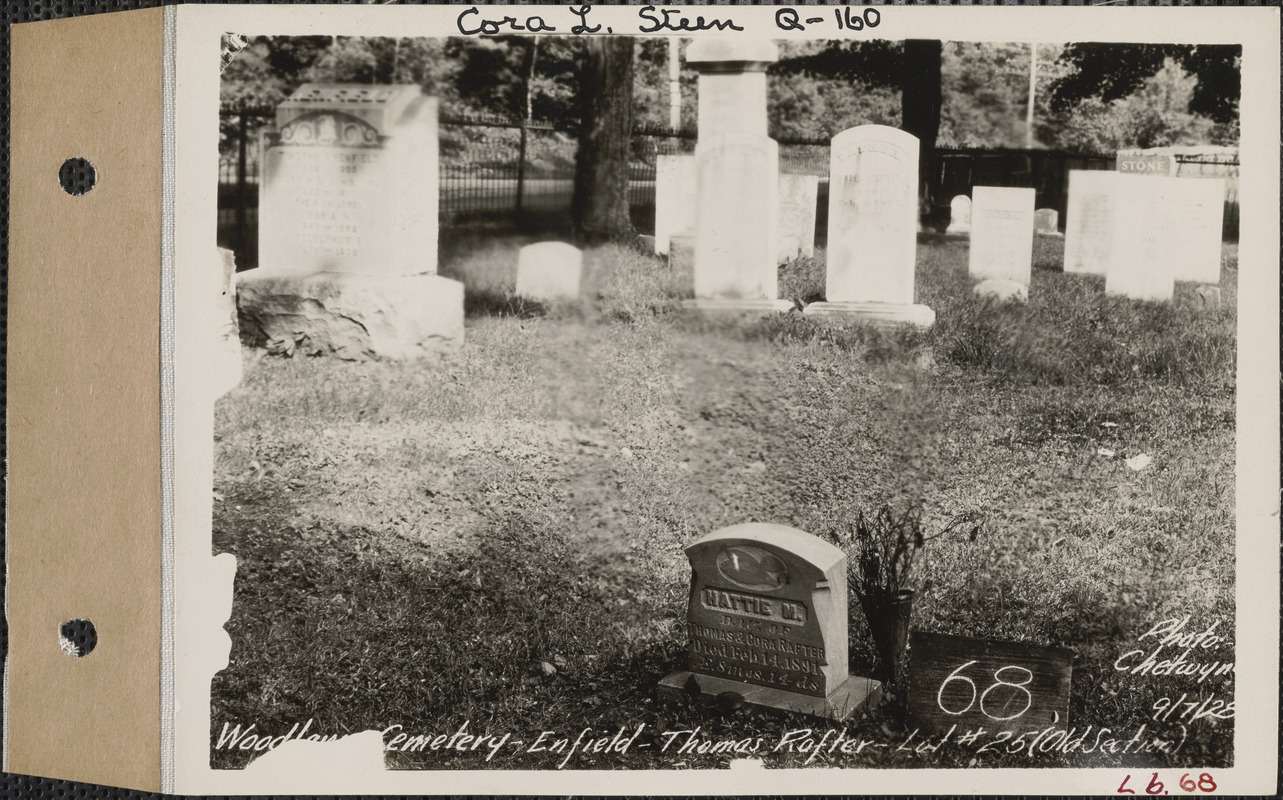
xmin=1063 ymin=170 xmax=1116 ymax=276
xmin=1105 ymin=174 xmax=1178 ymax=301
xmin=804 ymin=125 xmax=934 ymax=327
xmin=683 ymin=39 xmax=790 ymax=314
xmin=1034 ymin=208 xmax=1060 ymax=236
xmin=668 ymin=232 xmax=696 ymax=298
xmin=654 ymin=154 xmax=696 ymax=256
xmin=659 ymin=523 xmax=882 ymax=720
xmin=968 ymin=187 xmax=1036 ymax=285
xmin=1164 ymin=177 xmax=1225 ymax=284
xmin=516 ymin=242 xmax=583 ymax=302
xmin=240 ymin=84 xmax=463 ymax=360
xmin=946 ymin=194 xmax=971 ymax=234
xmin=777 ymin=174 xmax=818 ymax=262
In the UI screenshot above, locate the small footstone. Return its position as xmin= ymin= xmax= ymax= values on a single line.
xmin=637 ymin=234 xmax=656 ymax=252
xmin=973 ymin=279 xmax=1028 ymax=303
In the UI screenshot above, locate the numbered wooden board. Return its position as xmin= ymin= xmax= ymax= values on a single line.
xmin=908 ymin=631 xmax=1074 ymax=734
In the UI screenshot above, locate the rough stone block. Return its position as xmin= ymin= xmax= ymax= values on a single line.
xmin=237 ymin=270 xmax=463 ymax=361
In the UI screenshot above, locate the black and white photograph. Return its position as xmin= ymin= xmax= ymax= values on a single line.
xmin=170 ymin=3 xmax=1278 ymax=793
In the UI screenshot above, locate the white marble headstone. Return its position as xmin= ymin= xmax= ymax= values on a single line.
xmin=1165 ymin=178 xmax=1225 ymax=284
xmin=824 ymin=126 xmax=919 ymax=305
xmin=947 ymin=194 xmax=972 ymax=234
xmin=803 ymin=125 xmax=933 ymax=326
xmin=693 ymin=132 xmax=781 ymax=302
xmin=259 ymin=84 xmax=438 ymax=277
xmin=1035 ymin=208 xmax=1059 ymax=234
xmin=654 ymin=154 xmax=696 ymax=256
xmin=778 ymin=174 xmax=818 ymax=262
xmin=968 ymin=187 xmax=1036 ymax=285
xmin=516 ymin=242 xmax=583 ymax=302
xmin=1106 ymin=175 xmax=1177 ymax=301
xmin=1064 ymin=170 xmax=1116 ymax=276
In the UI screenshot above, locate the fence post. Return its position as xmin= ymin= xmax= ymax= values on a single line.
xmin=235 ymin=110 xmax=249 ymax=260
xmin=515 ymin=119 xmax=528 ymax=218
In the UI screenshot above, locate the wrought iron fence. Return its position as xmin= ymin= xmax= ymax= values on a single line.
xmin=217 ymin=107 xmax=1240 ymax=270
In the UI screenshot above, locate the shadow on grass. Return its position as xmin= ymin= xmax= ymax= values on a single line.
xmin=463 ymin=289 xmax=547 ymax=319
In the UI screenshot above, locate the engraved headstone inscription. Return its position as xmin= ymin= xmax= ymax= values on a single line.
xmin=239 ymin=84 xmax=464 ymax=360
xmin=259 ymin=84 xmax=435 ymax=276
xmin=659 ymin=523 xmax=882 ymax=720
xmin=968 ymin=186 xmax=1036 ymax=285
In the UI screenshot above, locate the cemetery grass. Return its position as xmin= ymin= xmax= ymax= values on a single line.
xmin=212 ymin=234 xmax=1236 ymax=771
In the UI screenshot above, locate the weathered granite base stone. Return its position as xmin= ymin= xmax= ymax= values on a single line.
xmin=803 ymin=301 xmax=935 ymax=327
xmin=682 ymin=298 xmax=794 ymax=315
xmin=238 ymin=270 xmax=463 ymax=360
xmin=658 ymin=670 xmax=882 ymax=722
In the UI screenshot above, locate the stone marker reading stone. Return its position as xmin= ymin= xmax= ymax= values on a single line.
xmin=946 ymin=194 xmax=971 ymax=234
xmin=1063 ymin=170 xmax=1116 ymax=276
xmin=968 ymin=186 xmax=1036 ymax=285
xmin=777 ymin=174 xmax=818 ymax=263
xmin=803 ymin=125 xmax=934 ymax=327
xmin=239 ymin=83 xmax=463 ymax=360
xmin=516 ymin=242 xmax=583 ymax=302
xmin=684 ymin=39 xmax=791 ymax=314
xmin=659 ymin=523 xmax=881 ymax=720
xmin=654 ymin=154 xmax=696 ymax=256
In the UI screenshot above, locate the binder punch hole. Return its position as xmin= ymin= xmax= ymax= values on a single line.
xmin=58 ymin=618 xmax=97 ymax=658
xmin=58 ymin=156 xmax=96 ymax=196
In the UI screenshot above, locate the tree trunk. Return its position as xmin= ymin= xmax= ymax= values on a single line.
xmin=901 ymin=39 xmax=943 ymax=223
xmin=572 ymin=36 xmax=635 ymax=243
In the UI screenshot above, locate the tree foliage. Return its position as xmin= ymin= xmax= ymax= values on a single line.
xmin=1049 ymin=42 xmax=1240 ymax=125
xmin=1047 ymin=58 xmax=1220 ymax=152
